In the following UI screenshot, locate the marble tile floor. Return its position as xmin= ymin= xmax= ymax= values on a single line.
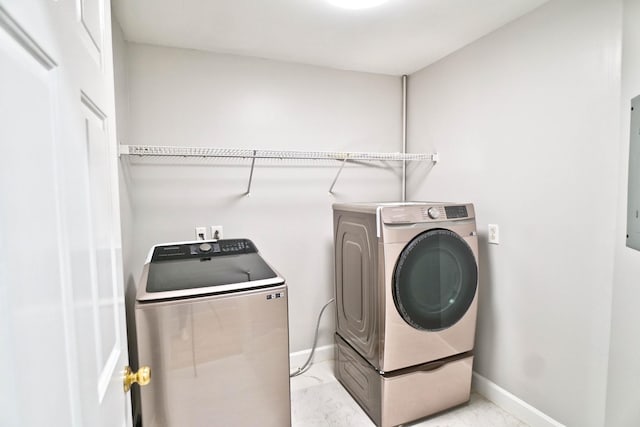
xmin=290 ymin=360 xmax=528 ymax=427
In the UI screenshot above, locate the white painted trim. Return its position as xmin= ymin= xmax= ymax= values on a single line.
xmin=289 ymin=344 xmax=335 ymax=371
xmin=472 ymin=372 xmax=565 ymax=427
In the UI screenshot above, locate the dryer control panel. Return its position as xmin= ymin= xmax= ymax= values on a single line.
xmin=444 ymin=205 xmax=468 ymax=219
xmin=382 ymin=203 xmax=474 ymax=224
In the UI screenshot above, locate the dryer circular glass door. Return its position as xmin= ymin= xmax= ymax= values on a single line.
xmin=393 ymin=228 xmax=477 ymax=331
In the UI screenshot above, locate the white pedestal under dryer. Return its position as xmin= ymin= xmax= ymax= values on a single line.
xmin=333 ymin=202 xmax=479 ymax=427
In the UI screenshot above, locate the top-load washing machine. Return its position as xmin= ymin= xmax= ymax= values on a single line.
xmin=133 ymin=239 xmax=291 ymax=427
xmin=333 ymin=202 xmax=478 ymax=427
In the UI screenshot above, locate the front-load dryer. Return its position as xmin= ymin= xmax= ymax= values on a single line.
xmin=332 ymin=202 xmax=478 ymax=426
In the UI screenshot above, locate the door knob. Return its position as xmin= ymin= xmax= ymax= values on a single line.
xmin=123 ymin=366 xmax=151 ymax=392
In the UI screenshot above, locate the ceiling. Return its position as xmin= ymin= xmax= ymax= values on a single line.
xmin=112 ymin=0 xmax=549 ymax=76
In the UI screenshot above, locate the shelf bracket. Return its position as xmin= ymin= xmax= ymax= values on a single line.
xmin=329 ymin=157 xmax=349 ymax=194
xmin=245 ymin=150 xmax=257 ymax=196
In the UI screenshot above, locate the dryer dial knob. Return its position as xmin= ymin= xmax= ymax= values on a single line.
xmin=199 ymin=243 xmax=212 ymax=252
xmin=427 ymin=207 xmax=440 ymax=219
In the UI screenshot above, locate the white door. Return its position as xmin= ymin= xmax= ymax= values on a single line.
xmin=0 ymin=0 xmax=130 ymax=426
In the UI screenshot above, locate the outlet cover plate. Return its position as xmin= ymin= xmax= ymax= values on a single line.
xmin=488 ymin=224 xmax=499 ymax=244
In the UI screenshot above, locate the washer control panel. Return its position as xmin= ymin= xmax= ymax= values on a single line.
xmin=151 ymin=239 xmax=256 ymax=262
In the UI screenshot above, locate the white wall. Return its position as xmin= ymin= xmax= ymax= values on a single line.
xmin=407 ymin=1 xmax=622 ymax=426
xmin=605 ymin=0 xmax=640 ymax=425
xmin=120 ymin=43 xmax=406 ymax=353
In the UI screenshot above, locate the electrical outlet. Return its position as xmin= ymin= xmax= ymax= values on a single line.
xmin=195 ymin=226 xmax=207 ymax=241
xmin=488 ymin=224 xmax=499 ymax=245
xmin=211 ymin=225 xmax=223 ymax=240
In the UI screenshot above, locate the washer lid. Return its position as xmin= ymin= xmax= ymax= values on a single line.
xmin=137 ymin=239 xmax=284 ymax=302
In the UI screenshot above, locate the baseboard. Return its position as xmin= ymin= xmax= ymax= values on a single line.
xmin=289 ymin=344 xmax=335 ymax=371
xmin=472 ymin=372 xmax=565 ymax=427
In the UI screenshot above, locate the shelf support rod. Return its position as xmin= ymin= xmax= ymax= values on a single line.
xmin=329 ymin=158 xmax=349 ymax=194
xmin=245 ymin=150 xmax=257 ymax=196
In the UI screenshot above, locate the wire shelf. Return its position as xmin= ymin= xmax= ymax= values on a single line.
xmin=120 ymin=145 xmax=436 ymax=162
xmin=119 ymin=145 xmax=439 ymax=195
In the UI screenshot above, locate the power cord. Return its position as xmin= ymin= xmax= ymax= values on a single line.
xmin=289 ymin=298 xmax=335 ymax=378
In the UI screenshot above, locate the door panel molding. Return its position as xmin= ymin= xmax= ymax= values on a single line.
xmin=77 ymin=0 xmax=103 ymax=66
xmin=80 ymin=0 xmax=103 ymax=52
xmin=0 ymin=5 xmax=56 ymax=69
xmin=82 ymin=94 xmax=121 ymax=403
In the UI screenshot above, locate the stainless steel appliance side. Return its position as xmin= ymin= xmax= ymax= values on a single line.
xmin=135 ymin=285 xmax=291 ymax=427
xmin=333 ymin=208 xmax=380 ymax=366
